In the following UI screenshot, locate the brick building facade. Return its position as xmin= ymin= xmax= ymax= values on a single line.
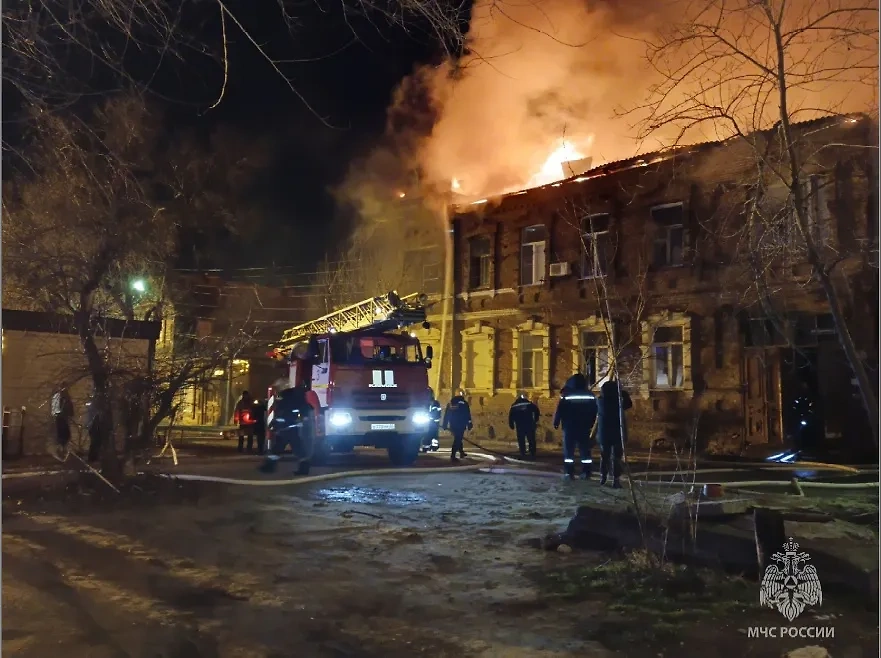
xmin=428 ymin=116 xmax=877 ymax=456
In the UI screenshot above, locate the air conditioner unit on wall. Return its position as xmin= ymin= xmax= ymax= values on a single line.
xmin=549 ymin=262 xmax=571 ymax=278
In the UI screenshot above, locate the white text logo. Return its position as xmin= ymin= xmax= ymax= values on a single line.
xmin=368 ymin=370 xmax=398 ymax=388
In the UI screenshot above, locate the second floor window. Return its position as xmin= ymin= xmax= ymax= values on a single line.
xmin=468 ymin=236 xmax=492 ymax=290
xmin=521 ymin=225 xmax=547 ymax=286
xmin=581 ymin=214 xmax=612 ymax=279
xmin=651 ymin=325 xmax=684 ymax=389
xmin=651 ymin=203 xmax=685 ymax=268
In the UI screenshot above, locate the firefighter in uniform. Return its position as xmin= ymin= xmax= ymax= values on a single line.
xmin=597 ymin=378 xmax=632 ymax=488
xmin=423 ymin=389 xmax=442 ymax=452
xmin=251 ymin=398 xmax=267 ymax=455
xmin=234 ymin=391 xmax=256 ymax=453
xmin=553 ymin=374 xmax=599 ymax=480
xmin=443 ymin=389 xmax=473 ymax=461
xmin=508 ymin=392 xmax=540 ymax=458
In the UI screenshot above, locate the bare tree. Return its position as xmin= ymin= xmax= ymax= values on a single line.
xmin=629 ymin=0 xmax=880 ymax=448
xmin=2 ymin=97 xmax=259 ymax=478
xmin=559 ymin=190 xmax=705 ymax=565
xmin=2 ymin=0 xmax=468 ymax=123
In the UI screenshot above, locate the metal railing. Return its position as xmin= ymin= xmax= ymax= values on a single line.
xmin=154 ymin=424 xmax=238 ymax=447
xmin=276 ymin=292 xmax=423 ymax=349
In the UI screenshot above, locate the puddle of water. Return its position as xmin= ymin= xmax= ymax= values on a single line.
xmin=312 ymin=486 xmax=427 ymax=506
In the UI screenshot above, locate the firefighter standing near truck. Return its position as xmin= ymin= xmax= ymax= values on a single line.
xmin=423 ymin=388 xmax=442 ymax=452
xmin=509 ymin=392 xmax=540 ymax=459
xmin=443 ymin=389 xmax=472 ymax=461
xmin=234 ymin=391 xmax=257 ymax=453
xmin=553 ymin=374 xmax=599 ymax=480
xmin=251 ymin=398 xmax=267 ymax=455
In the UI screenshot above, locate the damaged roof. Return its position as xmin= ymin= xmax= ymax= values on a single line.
xmin=453 ymin=113 xmax=872 ymax=210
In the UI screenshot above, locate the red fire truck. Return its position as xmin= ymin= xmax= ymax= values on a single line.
xmin=266 ymin=292 xmax=435 ymax=471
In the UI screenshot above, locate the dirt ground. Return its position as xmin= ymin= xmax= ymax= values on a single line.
xmin=3 ymin=469 xmax=878 ymax=658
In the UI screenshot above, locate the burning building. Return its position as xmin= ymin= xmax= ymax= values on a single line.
xmin=430 ymin=115 xmax=877 ymax=457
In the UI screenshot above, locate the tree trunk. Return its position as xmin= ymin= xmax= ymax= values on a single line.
xmin=771 ymin=21 xmax=879 ymax=451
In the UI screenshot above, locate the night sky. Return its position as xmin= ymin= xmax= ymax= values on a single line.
xmin=180 ymin=2 xmax=443 ymax=270
xmin=2 ymin=1 xmax=450 ymax=272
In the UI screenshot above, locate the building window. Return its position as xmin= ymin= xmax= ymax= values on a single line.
xmin=460 ymin=325 xmax=495 ymax=393
xmin=520 ymin=224 xmax=547 ymax=286
xmin=651 ymin=203 xmax=685 ymax=268
xmin=468 ymin=236 xmax=492 ymax=290
xmin=580 ymin=330 xmax=611 ymax=388
xmin=423 ymin=262 xmax=442 ymax=290
xmin=581 ymin=214 xmax=612 ymax=279
xmin=520 ymin=333 xmax=545 ymax=389
xmin=651 ymin=325 xmax=684 ymax=389
xmin=800 ymin=175 xmax=831 ymax=246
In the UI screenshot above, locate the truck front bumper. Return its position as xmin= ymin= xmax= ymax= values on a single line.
xmin=324 ymin=407 xmax=431 ymax=445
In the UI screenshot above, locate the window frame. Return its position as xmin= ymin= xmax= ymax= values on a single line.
xmin=650 ymin=202 xmax=686 ymax=269
xmin=579 ymin=328 xmax=612 ymax=389
xmin=511 ymin=320 xmax=551 ymax=394
xmin=580 ymin=213 xmax=612 ymax=279
xmin=459 ymin=324 xmax=496 ymax=395
xmin=650 ymin=325 xmax=685 ymax=390
xmin=519 ymin=333 xmax=545 ymax=390
xmin=520 ymin=224 xmax=548 ymax=287
xmin=468 ymin=235 xmax=492 ymax=290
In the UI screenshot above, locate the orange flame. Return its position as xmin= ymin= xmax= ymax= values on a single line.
xmin=527 ymin=139 xmax=590 ymax=188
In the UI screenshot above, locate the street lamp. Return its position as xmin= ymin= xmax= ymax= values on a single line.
xmin=131 ymin=278 xmax=147 ymax=294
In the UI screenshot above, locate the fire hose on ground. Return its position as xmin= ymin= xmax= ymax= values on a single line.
xmin=3 ymin=445 xmax=877 ymax=492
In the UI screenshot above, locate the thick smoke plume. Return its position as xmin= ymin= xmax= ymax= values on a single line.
xmin=416 ymin=0 xmax=666 ymax=198
xmin=326 ymin=0 xmax=877 ymax=308
xmin=412 ymin=0 xmax=877 ymax=199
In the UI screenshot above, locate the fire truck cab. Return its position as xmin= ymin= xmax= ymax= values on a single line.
xmin=269 ymin=292 xmax=435 ymax=468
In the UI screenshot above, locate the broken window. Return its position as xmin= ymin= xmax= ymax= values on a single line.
xmin=468 ymin=236 xmax=492 ymax=290
xmin=651 ymin=325 xmax=684 ymax=389
xmin=520 ymin=225 xmax=547 ymax=286
xmin=651 ymin=203 xmax=685 ymax=268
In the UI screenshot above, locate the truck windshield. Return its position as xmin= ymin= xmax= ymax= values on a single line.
xmin=330 ymin=336 xmax=423 ymax=364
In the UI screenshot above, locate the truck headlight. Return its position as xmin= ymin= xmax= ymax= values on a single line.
xmin=412 ymin=411 xmax=431 ymax=425
xmin=328 ymin=411 xmax=353 ymax=428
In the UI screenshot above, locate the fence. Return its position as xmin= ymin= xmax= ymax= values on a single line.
xmin=154 ymin=424 xmax=238 ymax=447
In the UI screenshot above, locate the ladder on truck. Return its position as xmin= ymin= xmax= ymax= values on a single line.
xmin=275 ymin=292 xmax=428 ymax=354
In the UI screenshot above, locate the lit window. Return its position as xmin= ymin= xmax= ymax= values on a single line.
xmin=520 ymin=333 xmax=545 ymax=389
xmin=520 ymin=225 xmax=547 ymax=286
xmin=651 ymin=325 xmax=684 ymax=389
xmin=468 ymin=236 xmax=492 ymax=290
xmin=651 ymin=203 xmax=685 ymax=268
xmin=581 ymin=214 xmax=612 ymax=279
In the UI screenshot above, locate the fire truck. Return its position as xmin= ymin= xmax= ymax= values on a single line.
xmin=266 ymin=291 xmax=435 ymax=472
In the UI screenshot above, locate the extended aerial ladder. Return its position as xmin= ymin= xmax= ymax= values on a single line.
xmin=272 ymin=291 xmax=431 ymax=358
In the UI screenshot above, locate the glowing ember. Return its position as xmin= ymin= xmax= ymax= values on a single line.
xmin=398 ymin=192 xmax=406 ymax=198
xmin=451 ymin=178 xmax=462 ymax=191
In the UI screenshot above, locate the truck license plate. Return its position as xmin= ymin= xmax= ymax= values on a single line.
xmin=371 ymin=423 xmax=395 ymax=430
